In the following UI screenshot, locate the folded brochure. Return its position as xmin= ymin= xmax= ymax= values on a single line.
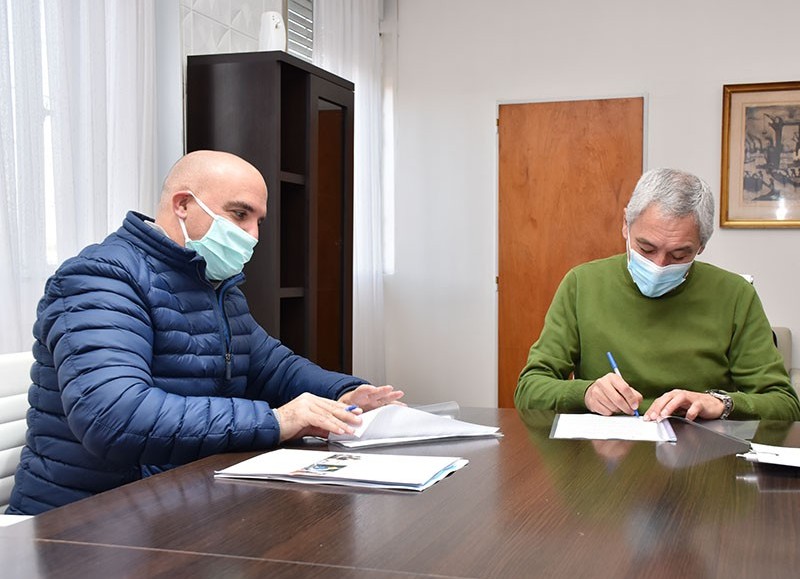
xmin=214 ymin=448 xmax=468 ymax=491
xmin=328 ymin=404 xmax=502 ymax=448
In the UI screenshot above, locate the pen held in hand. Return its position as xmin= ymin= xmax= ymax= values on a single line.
xmin=605 ymin=351 xmax=640 ymax=417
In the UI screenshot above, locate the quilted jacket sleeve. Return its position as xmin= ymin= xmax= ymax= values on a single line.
xmin=244 ymin=322 xmax=367 ymax=406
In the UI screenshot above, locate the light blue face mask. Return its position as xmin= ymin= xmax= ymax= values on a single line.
xmin=626 ymin=239 xmax=693 ymax=298
xmin=178 ymin=191 xmax=258 ymax=281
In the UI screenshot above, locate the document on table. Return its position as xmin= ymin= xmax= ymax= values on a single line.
xmin=550 ymin=414 xmax=677 ymax=442
xmin=214 ymin=448 xmax=468 ymax=491
xmin=738 ymin=443 xmax=800 ymax=468
xmin=328 ymin=404 xmax=502 ymax=448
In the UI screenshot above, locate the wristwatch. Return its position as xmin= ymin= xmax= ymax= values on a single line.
xmin=706 ymin=389 xmax=734 ymax=420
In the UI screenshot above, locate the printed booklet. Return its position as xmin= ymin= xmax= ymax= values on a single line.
xmin=214 ymin=448 xmax=468 ymax=491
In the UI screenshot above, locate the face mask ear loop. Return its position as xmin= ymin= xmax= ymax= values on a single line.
xmin=177 ymin=190 xmax=201 ymax=245
xmin=187 ymin=191 xmax=216 ymax=218
xmin=178 ymin=217 xmax=192 ymax=244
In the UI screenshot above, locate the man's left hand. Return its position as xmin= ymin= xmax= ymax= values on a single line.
xmin=644 ymin=389 xmax=725 ymax=422
xmin=338 ymin=384 xmax=405 ymax=411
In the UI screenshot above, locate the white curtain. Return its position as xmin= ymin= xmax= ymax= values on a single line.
xmin=0 ymin=0 xmax=158 ymax=353
xmin=314 ymin=0 xmax=386 ymax=385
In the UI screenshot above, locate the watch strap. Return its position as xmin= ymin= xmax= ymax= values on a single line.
xmin=706 ymin=389 xmax=733 ymax=420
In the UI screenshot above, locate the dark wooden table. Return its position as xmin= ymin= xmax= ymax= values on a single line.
xmin=3 ymin=408 xmax=800 ymax=578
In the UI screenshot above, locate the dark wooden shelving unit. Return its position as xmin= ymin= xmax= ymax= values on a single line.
xmin=185 ymin=51 xmax=354 ymax=373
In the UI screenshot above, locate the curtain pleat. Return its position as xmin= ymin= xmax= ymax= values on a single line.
xmin=314 ymin=0 xmax=387 ymax=385
xmin=0 ymin=0 xmax=159 ymax=353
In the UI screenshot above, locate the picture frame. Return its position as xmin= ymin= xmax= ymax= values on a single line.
xmin=720 ymin=81 xmax=800 ymax=228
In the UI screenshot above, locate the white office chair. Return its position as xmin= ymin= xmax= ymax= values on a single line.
xmin=740 ymin=275 xmax=799 ymax=394
xmin=772 ymin=327 xmax=800 ymax=394
xmin=0 ymin=351 xmax=34 ymax=525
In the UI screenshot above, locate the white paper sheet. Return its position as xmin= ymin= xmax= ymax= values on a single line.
xmin=739 ymin=443 xmax=800 ymax=468
xmin=328 ymin=405 xmax=501 ymax=448
xmin=550 ymin=414 xmax=677 ymax=442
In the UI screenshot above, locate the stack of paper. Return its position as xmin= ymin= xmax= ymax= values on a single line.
xmin=214 ymin=449 xmax=468 ymax=491
xmin=328 ymin=404 xmax=502 ymax=448
xmin=739 ymin=443 xmax=800 ymax=468
xmin=549 ymin=414 xmax=677 ymax=442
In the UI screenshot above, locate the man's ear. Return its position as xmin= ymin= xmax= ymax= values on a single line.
xmin=172 ymin=191 xmax=192 ymax=219
xmin=621 ymin=208 xmax=629 ymax=241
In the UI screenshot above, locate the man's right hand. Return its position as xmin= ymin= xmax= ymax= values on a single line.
xmin=273 ymin=392 xmax=363 ymax=443
xmin=584 ymin=373 xmax=643 ymax=416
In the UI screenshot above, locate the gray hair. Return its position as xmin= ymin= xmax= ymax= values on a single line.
xmin=625 ymin=168 xmax=715 ymax=246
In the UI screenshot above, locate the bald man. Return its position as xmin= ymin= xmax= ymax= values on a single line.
xmin=8 ymin=151 xmax=402 ymax=515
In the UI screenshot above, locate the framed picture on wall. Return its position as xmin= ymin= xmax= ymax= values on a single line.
xmin=720 ymin=81 xmax=800 ymax=228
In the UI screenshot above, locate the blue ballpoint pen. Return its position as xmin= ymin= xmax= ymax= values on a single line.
xmin=606 ymin=351 xmax=640 ymax=417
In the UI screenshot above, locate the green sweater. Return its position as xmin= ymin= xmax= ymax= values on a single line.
xmin=515 ymin=254 xmax=800 ymax=420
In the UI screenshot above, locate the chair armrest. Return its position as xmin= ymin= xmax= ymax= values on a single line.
xmin=0 ymin=514 xmax=33 ymax=526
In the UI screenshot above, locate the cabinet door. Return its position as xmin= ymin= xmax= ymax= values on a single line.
xmin=308 ymin=77 xmax=354 ymax=373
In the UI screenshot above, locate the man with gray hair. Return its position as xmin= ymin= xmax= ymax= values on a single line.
xmin=515 ymin=168 xmax=800 ymax=421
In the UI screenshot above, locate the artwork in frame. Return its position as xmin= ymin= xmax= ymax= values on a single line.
xmin=720 ymin=81 xmax=800 ymax=228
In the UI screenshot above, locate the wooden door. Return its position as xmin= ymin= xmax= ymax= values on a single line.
xmin=497 ymin=97 xmax=643 ymax=407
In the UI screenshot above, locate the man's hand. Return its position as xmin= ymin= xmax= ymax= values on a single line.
xmin=338 ymin=384 xmax=405 ymax=411
xmin=585 ymin=373 xmax=643 ymax=416
xmin=274 ymin=392 xmax=364 ymax=442
xmin=643 ymin=390 xmax=725 ymax=422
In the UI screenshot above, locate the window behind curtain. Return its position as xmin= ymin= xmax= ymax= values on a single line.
xmin=0 ymin=0 xmax=159 ymax=353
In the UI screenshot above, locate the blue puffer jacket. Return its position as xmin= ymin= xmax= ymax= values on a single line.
xmin=8 ymin=212 xmax=365 ymax=515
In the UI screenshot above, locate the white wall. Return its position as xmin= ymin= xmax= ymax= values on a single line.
xmin=155 ymin=0 xmax=276 ymax=197
xmin=388 ymin=0 xmax=800 ymax=406
xmin=179 ymin=0 xmax=279 ymax=56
